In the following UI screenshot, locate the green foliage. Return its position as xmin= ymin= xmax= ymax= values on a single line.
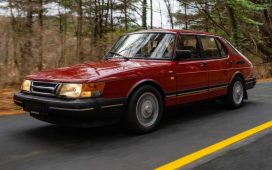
xmin=227 ymin=0 xmax=267 ymax=25
xmin=241 ymin=16 xmax=263 ymax=25
xmin=174 ymin=0 xmax=272 ymax=63
xmin=227 ymin=0 xmax=266 ymax=11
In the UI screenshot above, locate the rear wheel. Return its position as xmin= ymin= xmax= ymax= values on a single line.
xmin=124 ymin=85 xmax=163 ymax=133
xmin=226 ymin=76 xmax=245 ymax=108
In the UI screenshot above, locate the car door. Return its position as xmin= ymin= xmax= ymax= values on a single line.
xmin=199 ymin=36 xmax=232 ymax=98
xmin=175 ymin=34 xmax=209 ymax=104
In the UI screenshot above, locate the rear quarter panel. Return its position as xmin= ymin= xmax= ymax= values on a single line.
xmin=220 ymin=38 xmax=253 ymax=83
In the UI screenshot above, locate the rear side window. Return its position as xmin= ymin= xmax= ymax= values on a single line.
xmin=215 ymin=39 xmax=228 ymax=57
xmin=176 ymin=35 xmax=201 ymax=59
xmin=221 ymin=38 xmax=239 ymax=55
xmin=200 ymin=36 xmax=221 ymax=59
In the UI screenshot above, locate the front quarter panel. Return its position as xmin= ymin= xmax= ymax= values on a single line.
xmin=100 ymin=61 xmax=177 ymax=106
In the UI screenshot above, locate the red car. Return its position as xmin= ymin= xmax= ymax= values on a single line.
xmin=14 ymin=29 xmax=256 ymax=133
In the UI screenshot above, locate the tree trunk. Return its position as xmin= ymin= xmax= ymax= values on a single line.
xmin=142 ymin=0 xmax=147 ymax=29
xmin=58 ymin=0 xmax=67 ymax=66
xmin=76 ymin=0 xmax=84 ymax=62
xmin=20 ymin=0 xmax=33 ymax=76
xmin=94 ymin=0 xmax=98 ymax=39
xmin=98 ymin=0 xmax=104 ymax=38
xmin=150 ymin=0 xmax=153 ymax=29
xmin=159 ymin=0 xmax=162 ymax=28
xmin=164 ymin=0 xmax=174 ymax=29
xmin=8 ymin=0 xmax=19 ymax=76
xmin=204 ymin=0 xmax=209 ymax=32
xmin=104 ymin=0 xmax=110 ymax=33
xmin=184 ymin=0 xmax=188 ymax=30
xmin=124 ymin=0 xmax=128 ymax=31
xmin=226 ymin=3 xmax=240 ymax=49
xmin=38 ymin=0 xmax=43 ymax=71
xmin=110 ymin=0 xmax=114 ymax=31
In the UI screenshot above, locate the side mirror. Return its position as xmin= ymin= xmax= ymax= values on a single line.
xmin=175 ymin=50 xmax=192 ymax=60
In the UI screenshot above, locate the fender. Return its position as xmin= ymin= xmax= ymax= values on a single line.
xmin=229 ymin=71 xmax=244 ymax=84
xmin=126 ymin=79 xmax=165 ymax=98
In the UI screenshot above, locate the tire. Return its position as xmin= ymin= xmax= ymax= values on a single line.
xmin=226 ymin=76 xmax=245 ymax=109
xmin=124 ymin=85 xmax=163 ymax=133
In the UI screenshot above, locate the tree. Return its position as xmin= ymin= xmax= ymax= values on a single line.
xmin=1 ymin=0 xmax=272 ymax=86
xmin=226 ymin=1 xmax=240 ymax=49
xmin=150 ymin=0 xmax=153 ymax=29
xmin=142 ymin=0 xmax=147 ymax=29
xmin=20 ymin=0 xmax=33 ymax=75
xmin=123 ymin=0 xmax=128 ymax=31
xmin=58 ymin=0 xmax=67 ymax=66
xmin=76 ymin=0 xmax=84 ymax=61
xmin=110 ymin=0 xmax=114 ymax=31
xmin=175 ymin=0 xmax=193 ymax=30
xmin=38 ymin=0 xmax=43 ymax=70
xmin=164 ymin=0 xmax=174 ymax=28
xmin=178 ymin=0 xmax=189 ymax=29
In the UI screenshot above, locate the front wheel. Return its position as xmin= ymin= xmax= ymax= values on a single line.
xmin=124 ymin=85 xmax=163 ymax=133
xmin=226 ymin=77 xmax=245 ymax=109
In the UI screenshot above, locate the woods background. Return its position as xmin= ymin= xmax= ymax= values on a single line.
xmin=0 ymin=0 xmax=271 ymax=87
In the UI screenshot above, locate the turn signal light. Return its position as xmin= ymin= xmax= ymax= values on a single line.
xmin=81 ymin=82 xmax=106 ymax=98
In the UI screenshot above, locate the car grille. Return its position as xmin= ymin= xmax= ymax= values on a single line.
xmin=31 ymin=81 xmax=61 ymax=96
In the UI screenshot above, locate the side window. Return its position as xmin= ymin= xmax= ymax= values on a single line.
xmin=200 ymin=36 xmax=220 ymax=59
xmin=221 ymin=38 xmax=239 ymax=55
xmin=176 ymin=35 xmax=201 ymax=59
xmin=215 ymin=38 xmax=228 ymax=58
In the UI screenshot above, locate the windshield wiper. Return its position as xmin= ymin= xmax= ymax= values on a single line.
xmin=108 ymin=51 xmax=129 ymax=60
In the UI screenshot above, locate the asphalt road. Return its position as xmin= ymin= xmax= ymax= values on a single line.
xmin=0 ymin=82 xmax=272 ymax=170
xmin=195 ymin=133 xmax=272 ymax=170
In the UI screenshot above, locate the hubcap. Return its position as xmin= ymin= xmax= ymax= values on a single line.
xmin=233 ymin=81 xmax=244 ymax=105
xmin=136 ymin=92 xmax=159 ymax=127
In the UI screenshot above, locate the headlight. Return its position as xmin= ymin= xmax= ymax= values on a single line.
xmin=59 ymin=83 xmax=83 ymax=98
xmin=21 ymin=80 xmax=31 ymax=92
xmin=59 ymin=82 xmax=105 ymax=98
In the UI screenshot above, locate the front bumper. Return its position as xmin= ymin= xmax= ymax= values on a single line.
xmin=245 ymin=77 xmax=256 ymax=90
xmin=14 ymin=92 xmax=126 ymax=127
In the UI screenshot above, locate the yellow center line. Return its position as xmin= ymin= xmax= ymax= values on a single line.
xmin=155 ymin=121 xmax=272 ymax=170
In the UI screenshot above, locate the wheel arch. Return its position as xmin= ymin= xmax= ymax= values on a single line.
xmin=127 ymin=80 xmax=165 ymax=101
xmin=229 ymin=71 xmax=248 ymax=99
xmin=123 ymin=80 xmax=165 ymax=133
xmin=229 ymin=71 xmax=245 ymax=84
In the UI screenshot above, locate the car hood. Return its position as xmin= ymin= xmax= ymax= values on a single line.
xmin=26 ymin=59 xmax=168 ymax=83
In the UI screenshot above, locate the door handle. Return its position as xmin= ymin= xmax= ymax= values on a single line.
xmin=200 ymin=62 xmax=208 ymax=67
xmin=236 ymin=60 xmax=245 ymax=65
xmin=227 ymin=60 xmax=233 ymax=65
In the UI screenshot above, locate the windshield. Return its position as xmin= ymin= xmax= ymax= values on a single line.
xmin=106 ymin=33 xmax=175 ymax=60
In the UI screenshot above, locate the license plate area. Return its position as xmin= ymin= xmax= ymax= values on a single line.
xmin=24 ymin=101 xmax=48 ymax=116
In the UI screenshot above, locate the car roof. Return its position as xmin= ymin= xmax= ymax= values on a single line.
xmin=135 ymin=29 xmax=215 ymax=36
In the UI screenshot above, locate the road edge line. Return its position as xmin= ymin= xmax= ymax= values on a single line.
xmin=154 ymin=121 xmax=272 ymax=170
